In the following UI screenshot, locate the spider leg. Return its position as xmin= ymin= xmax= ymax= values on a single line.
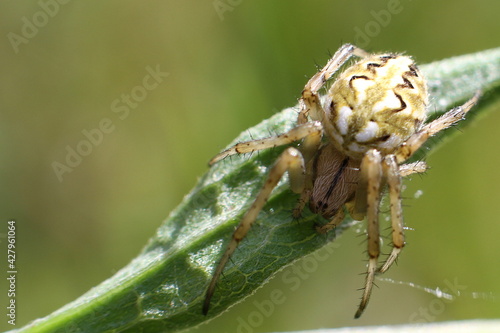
xmin=399 ymin=161 xmax=428 ymax=176
xmin=345 ymin=160 xmax=426 ymax=219
xmin=395 ymin=92 xmax=480 ymax=163
xmin=376 ymin=160 xmax=427 ymax=271
xmin=379 ymin=155 xmax=404 ymax=273
xmin=299 ymin=43 xmax=369 ymax=124
xmin=203 ymin=147 xmax=306 ymax=315
xmin=209 ymin=121 xmax=323 ymax=165
xmin=315 ymin=209 xmax=345 ymax=234
xmin=292 ymin=159 xmax=314 ymax=219
xmin=353 ymin=149 xmax=383 ymax=319
xmin=291 ymin=128 xmax=324 ymax=218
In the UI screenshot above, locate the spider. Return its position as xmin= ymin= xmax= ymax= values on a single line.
xmin=202 ymin=43 xmax=480 ymax=318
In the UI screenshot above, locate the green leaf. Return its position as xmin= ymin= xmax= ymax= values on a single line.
xmin=12 ymin=47 xmax=500 ymax=333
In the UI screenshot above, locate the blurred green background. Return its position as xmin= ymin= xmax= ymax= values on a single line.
xmin=1 ymin=0 xmax=499 ymax=332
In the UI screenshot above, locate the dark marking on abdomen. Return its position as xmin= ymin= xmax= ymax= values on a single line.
xmin=349 ymin=75 xmax=370 ymax=89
